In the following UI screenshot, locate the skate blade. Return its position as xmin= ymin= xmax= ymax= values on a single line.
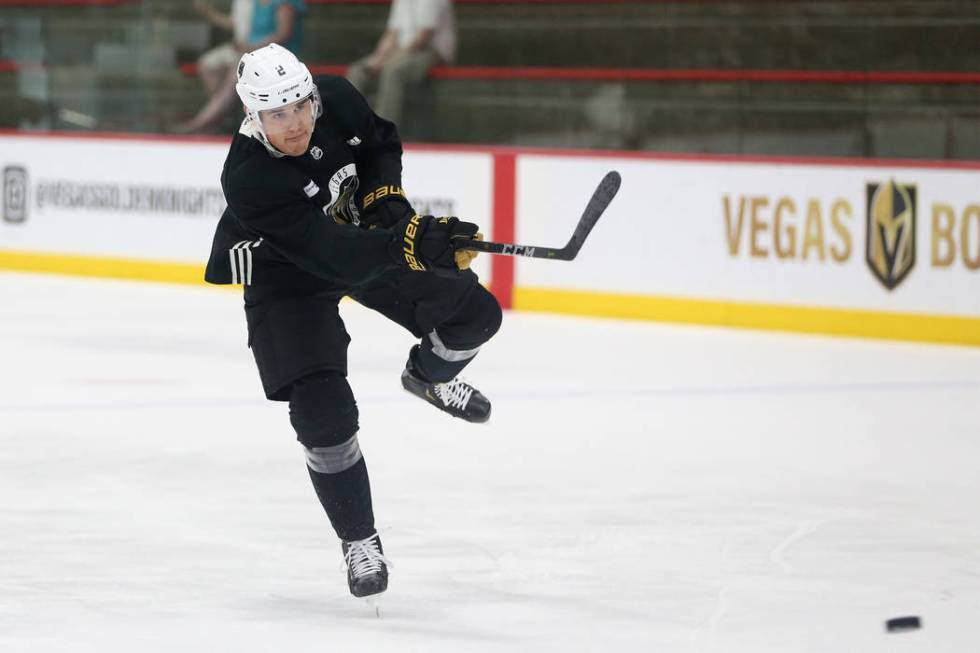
xmin=363 ymin=595 xmax=383 ymax=619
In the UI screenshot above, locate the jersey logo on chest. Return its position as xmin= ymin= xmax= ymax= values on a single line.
xmin=324 ymin=163 xmax=360 ymax=225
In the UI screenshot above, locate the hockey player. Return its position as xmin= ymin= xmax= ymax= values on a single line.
xmin=204 ymin=44 xmax=501 ymax=598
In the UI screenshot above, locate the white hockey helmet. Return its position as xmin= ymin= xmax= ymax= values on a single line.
xmin=235 ymin=44 xmax=322 ymax=152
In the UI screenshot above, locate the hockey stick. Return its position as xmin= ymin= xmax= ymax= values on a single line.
xmin=457 ymin=170 xmax=621 ymax=260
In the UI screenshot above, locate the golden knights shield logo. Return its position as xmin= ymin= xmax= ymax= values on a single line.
xmin=866 ymin=180 xmax=916 ymax=290
xmin=2 ymin=165 xmax=29 ymax=224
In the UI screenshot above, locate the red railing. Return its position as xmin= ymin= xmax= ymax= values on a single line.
xmin=308 ymin=0 xmax=897 ymax=4
xmin=0 ymin=0 xmax=665 ymax=5
xmin=0 ymin=0 xmax=903 ymax=5
xmin=170 ymin=63 xmax=980 ymax=86
xmin=422 ymin=67 xmax=980 ymax=85
xmin=0 ymin=0 xmax=130 ymax=6
xmin=305 ymin=1 xmax=668 ymax=4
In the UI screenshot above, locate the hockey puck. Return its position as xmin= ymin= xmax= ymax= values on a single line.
xmin=885 ymin=616 xmax=921 ymax=633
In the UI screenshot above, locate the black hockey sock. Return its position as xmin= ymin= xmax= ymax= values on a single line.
xmin=307 ymin=458 xmax=375 ymax=542
xmin=411 ymin=341 xmax=474 ymax=384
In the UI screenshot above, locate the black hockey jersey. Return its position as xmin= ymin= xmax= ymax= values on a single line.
xmin=204 ymin=75 xmax=409 ymax=303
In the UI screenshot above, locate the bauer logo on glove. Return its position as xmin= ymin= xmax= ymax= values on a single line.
xmin=389 ymin=214 xmax=481 ymax=277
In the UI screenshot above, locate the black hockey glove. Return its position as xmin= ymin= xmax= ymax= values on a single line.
xmin=389 ymin=214 xmax=480 ymax=277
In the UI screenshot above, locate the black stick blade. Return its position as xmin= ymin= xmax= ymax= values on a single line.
xmin=457 ymin=170 xmax=621 ymax=260
xmin=562 ymin=170 xmax=621 ymax=259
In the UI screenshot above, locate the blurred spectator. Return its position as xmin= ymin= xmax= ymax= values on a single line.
xmin=176 ymin=0 xmax=307 ymax=134
xmin=346 ymin=0 xmax=456 ymax=126
xmin=193 ymin=0 xmax=253 ymax=99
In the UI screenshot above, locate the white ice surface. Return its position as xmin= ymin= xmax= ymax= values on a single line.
xmin=1 ymin=272 xmax=979 ymax=653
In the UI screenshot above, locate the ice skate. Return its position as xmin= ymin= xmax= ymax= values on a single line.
xmin=401 ymin=355 xmax=491 ymax=423
xmin=342 ymin=532 xmax=390 ymax=598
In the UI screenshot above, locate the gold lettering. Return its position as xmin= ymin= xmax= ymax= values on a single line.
xmin=402 ymin=214 xmax=424 ymax=269
xmin=364 ymin=185 xmax=406 ymax=209
xmin=773 ymin=197 xmax=796 ymax=260
xmin=406 ymin=254 xmax=424 ymax=271
xmin=829 ymin=199 xmax=852 ymax=262
xmin=961 ymin=205 xmax=980 ymax=270
xmin=750 ymin=197 xmax=769 ymax=258
xmin=801 ymin=200 xmax=825 ymax=261
xmin=723 ymin=195 xmax=746 ymax=256
xmin=931 ymin=203 xmax=956 ymax=267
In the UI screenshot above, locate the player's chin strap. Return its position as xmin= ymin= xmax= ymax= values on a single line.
xmin=239 ymin=115 xmax=287 ymax=158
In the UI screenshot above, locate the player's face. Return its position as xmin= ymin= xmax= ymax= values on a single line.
xmin=260 ymin=96 xmax=315 ymax=156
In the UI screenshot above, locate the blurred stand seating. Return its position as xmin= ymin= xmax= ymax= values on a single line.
xmin=0 ymin=0 xmax=977 ymax=159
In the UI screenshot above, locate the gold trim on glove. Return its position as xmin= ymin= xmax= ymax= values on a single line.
xmin=362 ymin=185 xmax=406 ymax=210
xmin=402 ymin=213 xmax=427 ymax=271
xmin=454 ymin=232 xmax=483 ymax=270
